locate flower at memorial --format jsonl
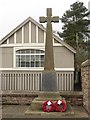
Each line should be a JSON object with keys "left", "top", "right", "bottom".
{"left": 54, "top": 100, "right": 67, "bottom": 112}
{"left": 42, "top": 100, "right": 54, "bottom": 112}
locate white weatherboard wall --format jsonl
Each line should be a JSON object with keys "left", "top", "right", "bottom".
{"left": 0, "top": 17, "right": 75, "bottom": 92}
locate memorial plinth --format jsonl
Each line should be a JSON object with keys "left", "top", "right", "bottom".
{"left": 30, "top": 92, "right": 62, "bottom": 111}
{"left": 25, "top": 92, "right": 74, "bottom": 116}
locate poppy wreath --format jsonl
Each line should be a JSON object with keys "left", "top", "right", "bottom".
{"left": 54, "top": 100, "right": 67, "bottom": 112}
{"left": 42, "top": 100, "right": 54, "bottom": 112}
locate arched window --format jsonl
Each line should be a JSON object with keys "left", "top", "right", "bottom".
{"left": 16, "top": 49, "right": 45, "bottom": 67}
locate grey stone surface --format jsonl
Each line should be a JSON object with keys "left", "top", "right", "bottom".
{"left": 40, "top": 8, "right": 59, "bottom": 71}
{"left": 81, "top": 59, "right": 90, "bottom": 115}
{"left": 42, "top": 71, "right": 57, "bottom": 91}
{"left": 39, "top": 8, "right": 59, "bottom": 91}
{"left": 1, "top": 91, "right": 83, "bottom": 106}
{"left": 2, "top": 105, "right": 89, "bottom": 118}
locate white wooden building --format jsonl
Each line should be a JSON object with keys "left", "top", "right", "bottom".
{"left": 0, "top": 17, "right": 76, "bottom": 91}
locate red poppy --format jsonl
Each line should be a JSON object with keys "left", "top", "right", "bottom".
{"left": 54, "top": 100, "right": 67, "bottom": 112}
{"left": 42, "top": 100, "right": 54, "bottom": 112}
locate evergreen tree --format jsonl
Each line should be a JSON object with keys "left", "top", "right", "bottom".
{"left": 57, "top": 1, "right": 90, "bottom": 88}
{"left": 58, "top": 1, "right": 90, "bottom": 49}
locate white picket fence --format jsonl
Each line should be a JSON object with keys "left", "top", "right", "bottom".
{"left": 0, "top": 71, "right": 74, "bottom": 91}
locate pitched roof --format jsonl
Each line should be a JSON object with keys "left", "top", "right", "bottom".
{"left": 54, "top": 35, "right": 76, "bottom": 53}
{"left": 0, "top": 17, "right": 76, "bottom": 53}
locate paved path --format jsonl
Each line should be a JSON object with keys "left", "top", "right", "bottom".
{"left": 1, "top": 105, "right": 90, "bottom": 119}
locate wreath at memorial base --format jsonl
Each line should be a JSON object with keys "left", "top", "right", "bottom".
{"left": 54, "top": 100, "right": 67, "bottom": 112}
{"left": 42, "top": 100, "right": 67, "bottom": 112}
{"left": 42, "top": 100, "right": 54, "bottom": 112}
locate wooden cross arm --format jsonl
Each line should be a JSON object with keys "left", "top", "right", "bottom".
{"left": 39, "top": 17, "right": 47, "bottom": 23}
{"left": 51, "top": 16, "right": 59, "bottom": 22}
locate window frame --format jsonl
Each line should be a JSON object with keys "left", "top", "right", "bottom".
{"left": 15, "top": 48, "right": 45, "bottom": 68}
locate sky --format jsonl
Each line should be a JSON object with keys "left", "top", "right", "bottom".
{"left": 0, "top": 0, "right": 89, "bottom": 39}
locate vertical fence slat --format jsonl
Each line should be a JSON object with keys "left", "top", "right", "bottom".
{"left": 14, "top": 74, "right": 16, "bottom": 90}
{"left": 19, "top": 74, "right": 21, "bottom": 90}
{"left": 64, "top": 74, "right": 66, "bottom": 91}
{"left": 37, "top": 73, "right": 39, "bottom": 91}
{"left": 5, "top": 74, "right": 6, "bottom": 90}
{"left": 62, "top": 73, "right": 63, "bottom": 91}
{"left": 69, "top": 73, "right": 71, "bottom": 91}
{"left": 22, "top": 74, "right": 24, "bottom": 90}
{"left": 27, "top": 74, "right": 29, "bottom": 90}
{"left": 0, "top": 74, "right": 1, "bottom": 90}
{"left": 33, "top": 73, "right": 34, "bottom": 91}
{"left": 67, "top": 73, "right": 69, "bottom": 91}
{"left": 29, "top": 74, "right": 32, "bottom": 90}
{"left": 9, "top": 74, "right": 11, "bottom": 90}
{"left": 71, "top": 73, "right": 74, "bottom": 91}
{"left": 59, "top": 73, "right": 61, "bottom": 90}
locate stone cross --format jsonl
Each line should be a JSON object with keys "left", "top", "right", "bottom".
{"left": 39, "top": 8, "right": 59, "bottom": 70}
{"left": 39, "top": 8, "right": 59, "bottom": 91}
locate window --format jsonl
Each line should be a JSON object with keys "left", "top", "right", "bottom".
{"left": 16, "top": 49, "right": 45, "bottom": 67}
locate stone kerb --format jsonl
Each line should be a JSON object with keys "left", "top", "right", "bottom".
{"left": 81, "top": 59, "right": 90, "bottom": 115}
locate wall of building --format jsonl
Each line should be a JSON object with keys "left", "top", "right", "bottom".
{"left": 54, "top": 46, "right": 74, "bottom": 68}
{"left": 81, "top": 59, "right": 90, "bottom": 114}
{"left": 0, "top": 45, "right": 74, "bottom": 69}
{"left": 0, "top": 19, "right": 75, "bottom": 69}
{"left": 24, "top": 22, "right": 29, "bottom": 43}
{"left": 0, "top": 48, "right": 2, "bottom": 68}
{"left": 9, "top": 35, "right": 14, "bottom": 44}
{"left": 2, "top": 47, "right": 13, "bottom": 68}
{"left": 1, "top": 21, "right": 45, "bottom": 45}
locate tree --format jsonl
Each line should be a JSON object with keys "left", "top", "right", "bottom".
{"left": 57, "top": 1, "right": 90, "bottom": 67}
{"left": 57, "top": 1, "right": 90, "bottom": 89}
{"left": 58, "top": 1, "right": 90, "bottom": 50}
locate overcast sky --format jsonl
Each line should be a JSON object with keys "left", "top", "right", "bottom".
{"left": 0, "top": 0, "right": 89, "bottom": 39}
